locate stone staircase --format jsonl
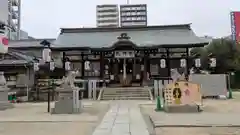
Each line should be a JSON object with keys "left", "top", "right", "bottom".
{"left": 99, "top": 87, "right": 153, "bottom": 100}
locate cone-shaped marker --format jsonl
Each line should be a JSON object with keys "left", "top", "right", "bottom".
{"left": 155, "top": 96, "right": 163, "bottom": 111}
{"left": 228, "top": 88, "right": 233, "bottom": 99}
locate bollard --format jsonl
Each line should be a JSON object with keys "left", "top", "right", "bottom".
{"left": 8, "top": 92, "right": 16, "bottom": 103}
{"left": 228, "top": 88, "right": 233, "bottom": 99}
{"left": 155, "top": 96, "right": 163, "bottom": 111}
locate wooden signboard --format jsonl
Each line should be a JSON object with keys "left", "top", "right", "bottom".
{"left": 164, "top": 81, "right": 202, "bottom": 106}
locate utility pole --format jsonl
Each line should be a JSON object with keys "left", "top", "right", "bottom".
{"left": 127, "top": 0, "right": 130, "bottom": 4}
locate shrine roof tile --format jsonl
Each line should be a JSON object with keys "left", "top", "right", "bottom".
{"left": 53, "top": 24, "right": 209, "bottom": 48}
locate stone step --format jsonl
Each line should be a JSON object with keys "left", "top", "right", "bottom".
{"left": 103, "top": 87, "right": 147, "bottom": 90}
{"left": 101, "top": 96, "right": 150, "bottom": 100}
{"left": 104, "top": 88, "right": 147, "bottom": 90}
{"left": 103, "top": 91, "right": 149, "bottom": 94}
{"left": 103, "top": 93, "right": 149, "bottom": 96}
{"left": 102, "top": 95, "right": 149, "bottom": 98}
{"left": 100, "top": 87, "right": 152, "bottom": 100}
{"left": 104, "top": 90, "right": 148, "bottom": 92}
{"left": 104, "top": 89, "right": 148, "bottom": 91}
{"left": 103, "top": 89, "right": 149, "bottom": 92}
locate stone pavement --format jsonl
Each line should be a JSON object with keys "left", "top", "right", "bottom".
{"left": 92, "top": 101, "right": 150, "bottom": 135}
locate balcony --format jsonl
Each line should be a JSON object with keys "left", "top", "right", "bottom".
{"left": 97, "top": 17, "right": 119, "bottom": 21}
{"left": 97, "top": 12, "right": 118, "bottom": 16}
{"left": 11, "top": 0, "right": 19, "bottom": 6}
{"left": 97, "top": 22, "right": 119, "bottom": 27}
{"left": 97, "top": 7, "right": 118, "bottom": 12}
{"left": 11, "top": 11, "right": 18, "bottom": 19}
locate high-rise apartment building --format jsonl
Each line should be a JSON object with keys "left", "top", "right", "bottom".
{"left": 0, "top": 0, "right": 21, "bottom": 40}
{"left": 96, "top": 5, "right": 119, "bottom": 28}
{"left": 120, "top": 4, "right": 147, "bottom": 27}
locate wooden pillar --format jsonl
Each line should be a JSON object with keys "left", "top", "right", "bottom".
{"left": 133, "top": 57, "right": 136, "bottom": 76}
{"left": 166, "top": 48, "right": 171, "bottom": 79}
{"left": 186, "top": 48, "right": 190, "bottom": 80}
{"left": 143, "top": 52, "right": 149, "bottom": 84}
{"left": 100, "top": 52, "right": 104, "bottom": 80}
{"left": 62, "top": 52, "right": 66, "bottom": 76}
{"left": 81, "top": 53, "right": 85, "bottom": 79}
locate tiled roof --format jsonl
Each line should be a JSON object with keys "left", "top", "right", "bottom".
{"left": 0, "top": 50, "right": 38, "bottom": 66}
{"left": 53, "top": 24, "right": 209, "bottom": 48}
{"left": 0, "top": 60, "right": 29, "bottom": 65}
{"left": 9, "top": 39, "right": 55, "bottom": 48}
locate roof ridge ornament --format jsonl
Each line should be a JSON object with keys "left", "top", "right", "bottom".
{"left": 117, "top": 33, "right": 130, "bottom": 40}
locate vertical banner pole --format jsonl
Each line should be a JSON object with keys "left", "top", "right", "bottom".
{"left": 73, "top": 90, "right": 76, "bottom": 113}
{"left": 154, "top": 80, "right": 158, "bottom": 98}
{"left": 76, "top": 90, "right": 80, "bottom": 112}
{"left": 158, "top": 80, "right": 163, "bottom": 99}
{"left": 93, "top": 80, "right": 97, "bottom": 100}
{"left": 88, "top": 80, "right": 92, "bottom": 99}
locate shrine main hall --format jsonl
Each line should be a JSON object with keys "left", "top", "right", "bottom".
{"left": 4, "top": 24, "right": 209, "bottom": 87}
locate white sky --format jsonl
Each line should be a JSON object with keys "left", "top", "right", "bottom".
{"left": 21, "top": 0, "right": 240, "bottom": 38}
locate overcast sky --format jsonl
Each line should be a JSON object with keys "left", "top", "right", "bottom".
{"left": 21, "top": 0, "right": 240, "bottom": 38}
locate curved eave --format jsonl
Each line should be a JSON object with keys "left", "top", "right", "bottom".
{"left": 51, "top": 42, "right": 208, "bottom": 51}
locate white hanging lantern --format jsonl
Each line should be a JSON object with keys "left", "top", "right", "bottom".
{"left": 84, "top": 61, "right": 90, "bottom": 70}
{"left": 42, "top": 48, "right": 51, "bottom": 62}
{"left": 180, "top": 58, "right": 186, "bottom": 67}
{"left": 50, "top": 61, "right": 55, "bottom": 71}
{"left": 210, "top": 58, "right": 216, "bottom": 67}
{"left": 110, "top": 75, "right": 114, "bottom": 80}
{"left": 136, "top": 74, "right": 140, "bottom": 79}
{"left": 105, "top": 70, "right": 108, "bottom": 75}
{"left": 65, "top": 61, "right": 71, "bottom": 71}
{"left": 160, "top": 59, "right": 166, "bottom": 68}
{"left": 141, "top": 65, "right": 144, "bottom": 71}
{"left": 105, "top": 65, "right": 109, "bottom": 69}
{"left": 195, "top": 58, "right": 201, "bottom": 68}
{"left": 33, "top": 62, "right": 39, "bottom": 71}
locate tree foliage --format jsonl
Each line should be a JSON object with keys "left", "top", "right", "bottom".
{"left": 190, "top": 38, "right": 240, "bottom": 73}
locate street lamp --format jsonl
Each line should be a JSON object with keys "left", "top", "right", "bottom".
{"left": 33, "top": 58, "right": 40, "bottom": 101}
{"left": 40, "top": 40, "right": 55, "bottom": 112}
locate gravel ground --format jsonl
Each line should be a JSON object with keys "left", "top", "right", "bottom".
{"left": 155, "top": 127, "right": 240, "bottom": 135}
{"left": 140, "top": 93, "right": 240, "bottom": 135}
{"left": 0, "top": 100, "right": 110, "bottom": 135}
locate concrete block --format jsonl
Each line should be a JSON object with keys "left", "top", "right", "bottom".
{"left": 164, "top": 104, "right": 200, "bottom": 113}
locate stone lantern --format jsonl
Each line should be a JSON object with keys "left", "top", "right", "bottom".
{"left": 0, "top": 72, "right": 13, "bottom": 110}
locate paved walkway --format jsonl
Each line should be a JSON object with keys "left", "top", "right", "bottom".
{"left": 92, "top": 101, "right": 150, "bottom": 135}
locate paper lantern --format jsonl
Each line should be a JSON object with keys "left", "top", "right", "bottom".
{"left": 180, "top": 59, "right": 186, "bottom": 67}
{"left": 65, "top": 61, "right": 71, "bottom": 71}
{"left": 84, "top": 61, "right": 90, "bottom": 70}
{"left": 33, "top": 62, "right": 39, "bottom": 71}
{"left": 42, "top": 48, "right": 51, "bottom": 62}
{"left": 195, "top": 58, "right": 201, "bottom": 68}
{"left": 160, "top": 59, "right": 166, "bottom": 68}
{"left": 50, "top": 61, "right": 55, "bottom": 71}
{"left": 210, "top": 58, "right": 216, "bottom": 67}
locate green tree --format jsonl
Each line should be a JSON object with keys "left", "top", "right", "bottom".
{"left": 191, "top": 38, "right": 240, "bottom": 73}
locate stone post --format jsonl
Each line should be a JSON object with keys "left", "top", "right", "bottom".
{"left": 0, "top": 72, "right": 14, "bottom": 110}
